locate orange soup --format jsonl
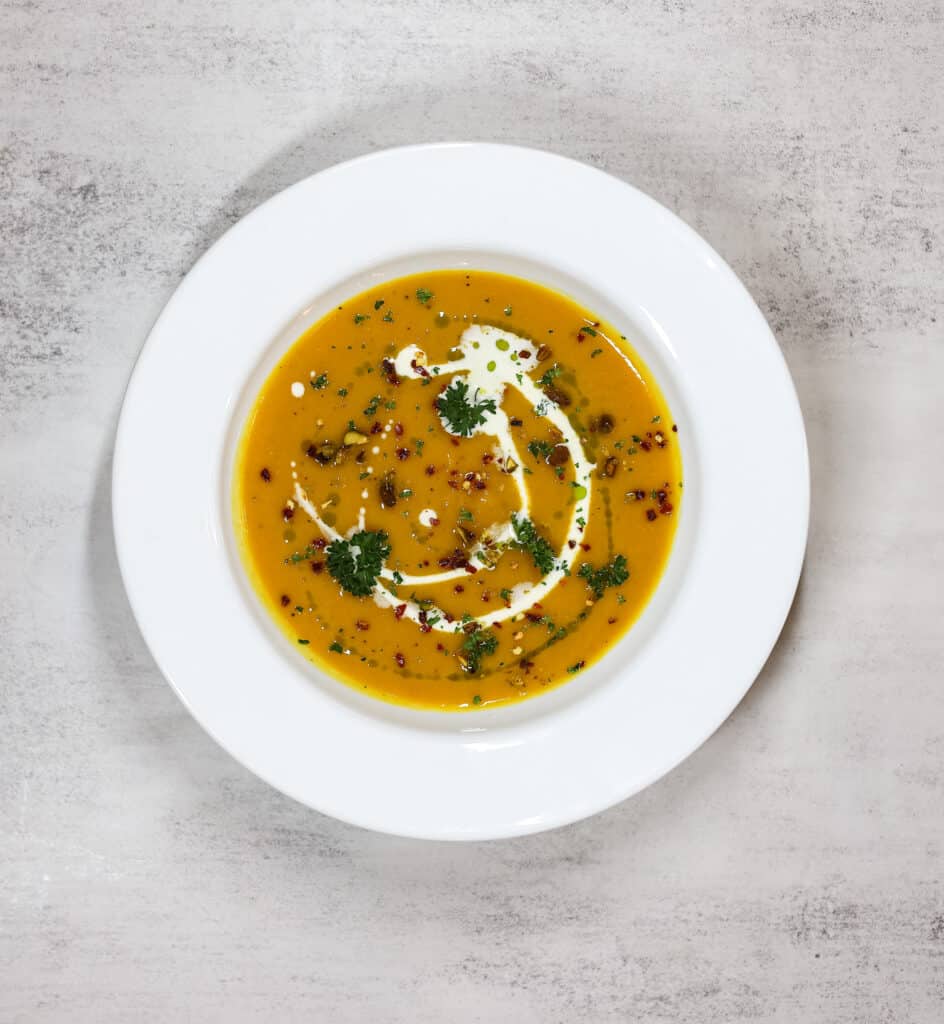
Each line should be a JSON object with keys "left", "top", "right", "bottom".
{"left": 234, "top": 270, "right": 681, "bottom": 710}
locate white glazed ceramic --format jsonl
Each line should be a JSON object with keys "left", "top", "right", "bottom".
{"left": 113, "top": 143, "right": 809, "bottom": 840}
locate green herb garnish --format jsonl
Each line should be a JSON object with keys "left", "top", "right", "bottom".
{"left": 436, "top": 378, "right": 497, "bottom": 437}
{"left": 416, "top": 287, "right": 434, "bottom": 304}
{"left": 373, "top": 299, "right": 385, "bottom": 310}
{"left": 310, "top": 373, "right": 328, "bottom": 389}
{"left": 458, "top": 508, "right": 473, "bottom": 522}
{"left": 363, "top": 395, "right": 382, "bottom": 417}
{"left": 337, "top": 387, "right": 348, "bottom": 397}
{"left": 510, "top": 514, "right": 556, "bottom": 575}
{"left": 537, "top": 364, "right": 563, "bottom": 388}
{"left": 460, "top": 629, "right": 499, "bottom": 674}
{"left": 578, "top": 554, "right": 629, "bottom": 599}
{"left": 353, "top": 313, "right": 369, "bottom": 325}
{"left": 590, "top": 348, "right": 603, "bottom": 358}
{"left": 326, "top": 530, "right": 391, "bottom": 597}
{"left": 527, "top": 439, "right": 553, "bottom": 460}
{"left": 328, "top": 640, "right": 343, "bottom": 653}
{"left": 580, "top": 325, "right": 598, "bottom": 336}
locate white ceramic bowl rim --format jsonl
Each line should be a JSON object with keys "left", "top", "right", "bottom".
{"left": 113, "top": 142, "right": 808, "bottom": 840}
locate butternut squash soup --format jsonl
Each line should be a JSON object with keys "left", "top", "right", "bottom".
{"left": 233, "top": 271, "right": 681, "bottom": 710}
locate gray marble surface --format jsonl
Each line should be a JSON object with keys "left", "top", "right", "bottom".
{"left": 2, "top": 1, "right": 942, "bottom": 1020}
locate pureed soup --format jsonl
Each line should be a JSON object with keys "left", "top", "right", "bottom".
{"left": 234, "top": 271, "right": 681, "bottom": 710}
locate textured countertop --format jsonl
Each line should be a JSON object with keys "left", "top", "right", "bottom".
{"left": 3, "top": 1, "right": 942, "bottom": 1020}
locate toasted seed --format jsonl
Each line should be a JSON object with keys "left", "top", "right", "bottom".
{"left": 379, "top": 471, "right": 397, "bottom": 508}
{"left": 547, "top": 444, "right": 570, "bottom": 467}
{"left": 343, "top": 430, "right": 368, "bottom": 445}
{"left": 595, "top": 413, "right": 615, "bottom": 434}
{"left": 502, "top": 456, "right": 519, "bottom": 473}
{"left": 536, "top": 344, "right": 552, "bottom": 362}
{"left": 543, "top": 385, "right": 571, "bottom": 408}
{"left": 602, "top": 456, "right": 619, "bottom": 478}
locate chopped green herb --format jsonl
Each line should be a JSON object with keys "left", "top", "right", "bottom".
{"left": 326, "top": 530, "right": 391, "bottom": 597}
{"left": 392, "top": 570, "right": 404, "bottom": 585}
{"left": 384, "top": 399, "right": 397, "bottom": 410}
{"left": 631, "top": 434, "right": 641, "bottom": 443}
{"left": 373, "top": 299, "right": 385, "bottom": 310}
{"left": 297, "top": 638, "right": 310, "bottom": 645}
{"left": 472, "top": 694, "right": 483, "bottom": 705}
{"left": 436, "top": 378, "right": 497, "bottom": 436}
{"left": 566, "top": 660, "right": 586, "bottom": 674}
{"left": 499, "top": 588, "right": 512, "bottom": 602}
{"left": 580, "top": 325, "right": 598, "bottom": 336}
{"left": 495, "top": 338, "right": 510, "bottom": 351}
{"left": 459, "top": 507, "right": 473, "bottom": 521}
{"left": 534, "top": 399, "right": 549, "bottom": 417}
{"left": 652, "top": 415, "right": 661, "bottom": 423}
{"left": 616, "top": 593, "right": 627, "bottom": 605}
{"left": 414, "top": 438, "right": 425, "bottom": 455}
{"left": 590, "top": 348, "right": 603, "bottom": 358}
{"left": 578, "top": 554, "right": 630, "bottom": 599}
{"left": 383, "top": 309, "right": 394, "bottom": 322}
{"left": 614, "top": 440, "right": 624, "bottom": 449}
{"left": 353, "top": 313, "right": 369, "bottom": 324}
{"left": 310, "top": 373, "right": 329, "bottom": 389}
{"left": 416, "top": 287, "right": 434, "bottom": 304}
{"left": 459, "top": 629, "right": 499, "bottom": 674}
{"left": 510, "top": 514, "right": 556, "bottom": 575}
{"left": 537, "top": 363, "right": 563, "bottom": 388}
{"left": 527, "top": 439, "right": 553, "bottom": 460}
{"left": 328, "top": 640, "right": 343, "bottom": 653}
{"left": 294, "top": 605, "right": 304, "bottom": 612}
{"left": 576, "top": 516, "right": 586, "bottom": 529}
{"left": 399, "top": 489, "right": 413, "bottom": 499}
{"left": 363, "top": 395, "right": 382, "bottom": 417}
{"left": 337, "top": 387, "right": 348, "bottom": 397}
{"left": 358, "top": 471, "right": 370, "bottom": 480}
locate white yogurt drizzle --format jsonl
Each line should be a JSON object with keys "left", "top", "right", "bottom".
{"left": 293, "top": 324, "right": 594, "bottom": 635}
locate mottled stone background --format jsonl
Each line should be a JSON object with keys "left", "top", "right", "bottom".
{"left": 2, "top": 1, "right": 942, "bottom": 1020}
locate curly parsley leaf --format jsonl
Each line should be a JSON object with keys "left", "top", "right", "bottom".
{"left": 577, "top": 554, "right": 629, "bottom": 599}
{"left": 436, "top": 378, "right": 497, "bottom": 437}
{"left": 326, "top": 530, "right": 391, "bottom": 597}
{"left": 459, "top": 628, "right": 499, "bottom": 674}
{"left": 510, "top": 514, "right": 556, "bottom": 575}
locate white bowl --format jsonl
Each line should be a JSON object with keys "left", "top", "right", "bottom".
{"left": 113, "top": 143, "right": 808, "bottom": 840}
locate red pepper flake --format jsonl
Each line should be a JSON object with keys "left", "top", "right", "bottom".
{"left": 659, "top": 501, "right": 674, "bottom": 515}
{"left": 370, "top": 421, "right": 382, "bottom": 434}
{"left": 410, "top": 359, "right": 430, "bottom": 378}
{"left": 646, "top": 509, "right": 657, "bottom": 522}
{"left": 580, "top": 543, "right": 591, "bottom": 551}
{"left": 429, "top": 516, "right": 440, "bottom": 526}
{"left": 520, "top": 659, "right": 535, "bottom": 671}
{"left": 355, "top": 619, "right": 370, "bottom": 631}
{"left": 394, "top": 604, "right": 407, "bottom": 620}
{"left": 567, "top": 539, "right": 576, "bottom": 549}
{"left": 282, "top": 506, "right": 294, "bottom": 521}
{"left": 444, "top": 612, "right": 455, "bottom": 623}
{"left": 436, "top": 643, "right": 445, "bottom": 652}
{"left": 312, "top": 538, "right": 327, "bottom": 550}
{"left": 482, "top": 453, "right": 495, "bottom": 464}
{"left": 425, "top": 465, "right": 436, "bottom": 475}
{"left": 524, "top": 612, "right": 543, "bottom": 623}
{"left": 394, "top": 652, "right": 406, "bottom": 667}
{"left": 310, "top": 560, "right": 324, "bottom": 573}
{"left": 394, "top": 422, "right": 404, "bottom": 436}
{"left": 418, "top": 610, "right": 431, "bottom": 633}
{"left": 639, "top": 440, "right": 652, "bottom": 451}
{"left": 577, "top": 332, "right": 585, "bottom": 342}
{"left": 280, "top": 594, "right": 290, "bottom": 607}
{"left": 672, "top": 424, "right": 678, "bottom": 432}
{"left": 450, "top": 437, "right": 460, "bottom": 447}
{"left": 509, "top": 416, "right": 523, "bottom": 426}
{"left": 355, "top": 450, "right": 366, "bottom": 464}
{"left": 481, "top": 590, "right": 491, "bottom": 603}
{"left": 260, "top": 467, "right": 271, "bottom": 482}
{"left": 395, "top": 447, "right": 410, "bottom": 460}
{"left": 454, "top": 584, "right": 465, "bottom": 593}
{"left": 381, "top": 358, "right": 400, "bottom": 385}
{"left": 608, "top": 617, "right": 617, "bottom": 625}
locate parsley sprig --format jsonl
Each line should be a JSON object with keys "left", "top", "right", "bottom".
{"left": 326, "top": 530, "right": 391, "bottom": 597}
{"left": 436, "top": 378, "right": 497, "bottom": 437}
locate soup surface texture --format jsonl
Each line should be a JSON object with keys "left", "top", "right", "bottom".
{"left": 234, "top": 271, "right": 681, "bottom": 710}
